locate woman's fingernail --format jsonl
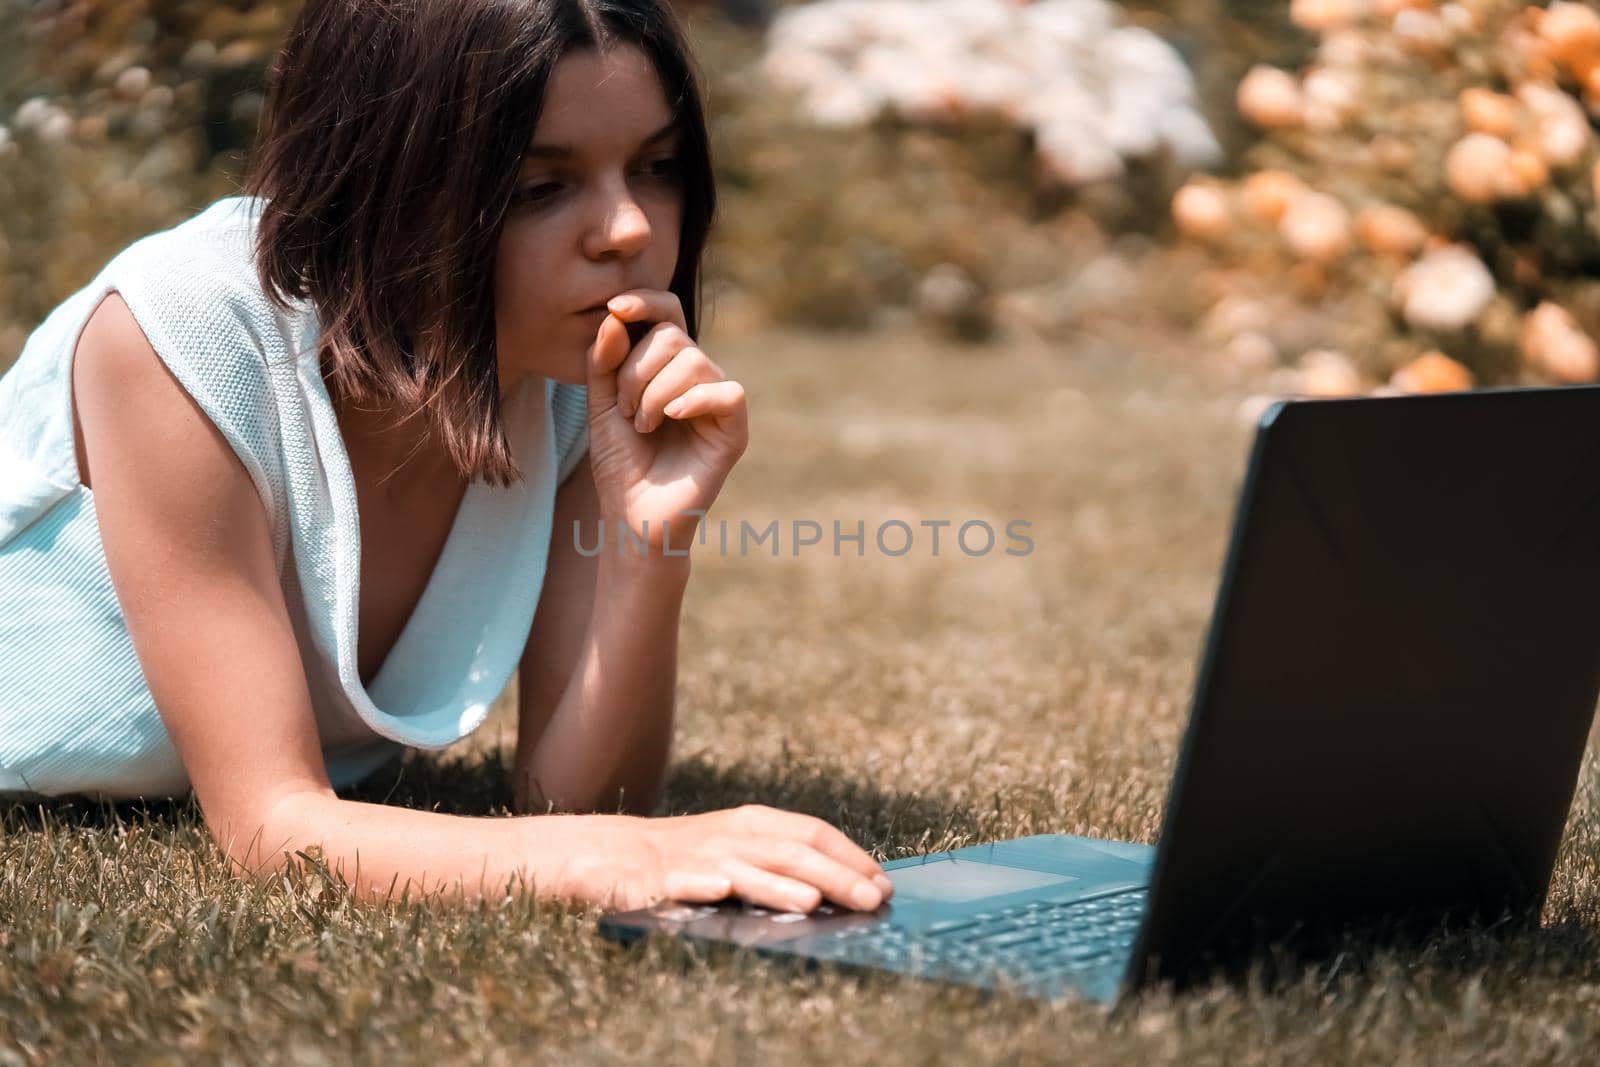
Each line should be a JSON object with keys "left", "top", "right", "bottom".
{"left": 873, "top": 874, "right": 893, "bottom": 895}
{"left": 635, "top": 410, "right": 648, "bottom": 433}
{"left": 607, "top": 296, "right": 633, "bottom": 314}
{"left": 851, "top": 882, "right": 882, "bottom": 910}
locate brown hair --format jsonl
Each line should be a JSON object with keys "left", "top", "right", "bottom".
{"left": 243, "top": 0, "right": 717, "bottom": 487}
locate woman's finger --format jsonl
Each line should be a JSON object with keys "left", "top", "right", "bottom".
{"left": 614, "top": 322, "right": 688, "bottom": 421}
{"left": 768, "top": 812, "right": 892, "bottom": 896}
{"left": 661, "top": 869, "right": 734, "bottom": 903}
{"left": 585, "top": 311, "right": 634, "bottom": 418}
{"left": 635, "top": 347, "right": 724, "bottom": 434}
{"left": 606, "top": 288, "right": 688, "bottom": 335}
{"left": 742, "top": 837, "right": 885, "bottom": 912}
{"left": 661, "top": 380, "right": 748, "bottom": 440}
{"left": 716, "top": 856, "right": 824, "bottom": 913}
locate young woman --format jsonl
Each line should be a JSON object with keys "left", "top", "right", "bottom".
{"left": 0, "top": 0, "right": 893, "bottom": 917}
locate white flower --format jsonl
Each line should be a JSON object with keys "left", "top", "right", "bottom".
{"left": 760, "top": 0, "right": 1216, "bottom": 186}
{"left": 1237, "top": 65, "right": 1303, "bottom": 128}
{"left": 1517, "top": 83, "right": 1591, "bottom": 169}
{"left": 1279, "top": 190, "right": 1352, "bottom": 262}
{"left": 13, "top": 97, "right": 50, "bottom": 132}
{"left": 1035, "top": 118, "right": 1125, "bottom": 184}
{"left": 1394, "top": 245, "right": 1496, "bottom": 332}
{"left": 1521, "top": 301, "right": 1600, "bottom": 383}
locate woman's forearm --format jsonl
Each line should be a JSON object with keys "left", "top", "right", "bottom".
{"left": 516, "top": 554, "right": 690, "bottom": 815}
{"left": 234, "top": 790, "right": 623, "bottom": 906}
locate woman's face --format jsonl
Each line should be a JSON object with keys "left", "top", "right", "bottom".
{"left": 494, "top": 44, "right": 685, "bottom": 393}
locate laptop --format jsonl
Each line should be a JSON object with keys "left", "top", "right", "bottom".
{"left": 598, "top": 385, "right": 1600, "bottom": 1004}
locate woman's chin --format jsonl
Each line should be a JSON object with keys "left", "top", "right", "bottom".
{"left": 501, "top": 361, "right": 589, "bottom": 391}
{"left": 552, "top": 359, "right": 590, "bottom": 387}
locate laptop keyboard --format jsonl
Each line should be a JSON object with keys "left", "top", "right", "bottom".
{"left": 810, "top": 884, "right": 1148, "bottom": 989}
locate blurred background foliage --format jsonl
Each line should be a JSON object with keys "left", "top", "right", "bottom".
{"left": 2, "top": 0, "right": 1598, "bottom": 406}
{"left": 0, "top": 0, "right": 1311, "bottom": 362}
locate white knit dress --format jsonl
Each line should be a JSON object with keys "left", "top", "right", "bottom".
{"left": 0, "top": 196, "right": 590, "bottom": 801}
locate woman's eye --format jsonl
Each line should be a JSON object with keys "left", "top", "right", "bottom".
{"left": 515, "top": 156, "right": 681, "bottom": 208}
{"left": 515, "top": 181, "right": 563, "bottom": 205}
{"left": 643, "top": 154, "right": 682, "bottom": 179}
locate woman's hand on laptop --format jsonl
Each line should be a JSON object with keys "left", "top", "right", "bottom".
{"left": 578, "top": 805, "right": 895, "bottom": 914}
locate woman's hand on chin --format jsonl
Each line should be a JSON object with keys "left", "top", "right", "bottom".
{"left": 583, "top": 287, "right": 748, "bottom": 560}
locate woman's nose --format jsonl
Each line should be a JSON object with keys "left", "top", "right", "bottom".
{"left": 587, "top": 187, "right": 651, "bottom": 259}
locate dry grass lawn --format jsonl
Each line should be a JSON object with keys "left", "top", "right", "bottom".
{"left": 3, "top": 320, "right": 1599, "bottom": 1064}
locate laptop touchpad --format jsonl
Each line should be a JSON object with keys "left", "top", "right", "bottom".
{"left": 889, "top": 857, "right": 1078, "bottom": 903}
